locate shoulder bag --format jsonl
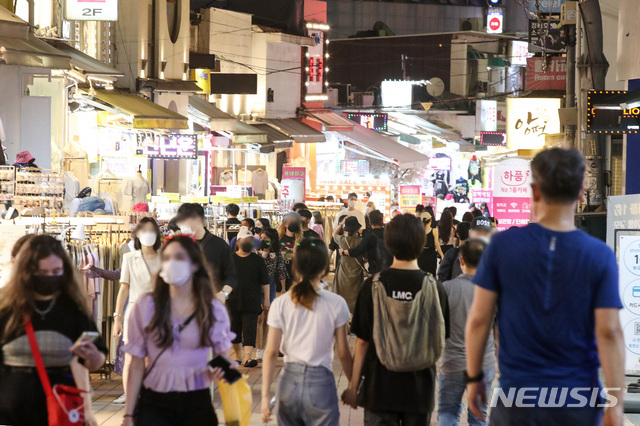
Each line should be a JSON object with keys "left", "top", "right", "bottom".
{"left": 24, "top": 316, "right": 87, "bottom": 426}
{"left": 345, "top": 237, "right": 372, "bottom": 279}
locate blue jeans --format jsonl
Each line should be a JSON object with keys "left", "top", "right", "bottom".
{"left": 438, "top": 368, "right": 495, "bottom": 426}
{"left": 260, "top": 276, "right": 277, "bottom": 304}
{"left": 276, "top": 363, "right": 339, "bottom": 426}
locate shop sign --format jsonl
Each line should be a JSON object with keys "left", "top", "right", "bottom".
{"left": 487, "top": 7, "right": 503, "bottom": 34}
{"left": 398, "top": 186, "right": 421, "bottom": 212}
{"left": 510, "top": 41, "right": 531, "bottom": 67}
{"left": 493, "top": 158, "right": 532, "bottom": 231}
{"left": 282, "top": 167, "right": 306, "bottom": 182}
{"left": 65, "top": 0, "right": 118, "bottom": 21}
{"left": 423, "top": 196, "right": 437, "bottom": 209}
{"left": 242, "top": 196, "right": 258, "bottom": 203}
{"left": 305, "top": 25, "right": 326, "bottom": 97}
{"left": 282, "top": 167, "right": 306, "bottom": 202}
{"left": 480, "top": 132, "right": 506, "bottom": 146}
{"left": 340, "top": 160, "right": 370, "bottom": 177}
{"left": 616, "top": 235, "right": 640, "bottom": 372}
{"left": 381, "top": 81, "right": 413, "bottom": 108}
{"left": 345, "top": 113, "right": 388, "bottom": 131}
{"left": 526, "top": 57, "right": 567, "bottom": 91}
{"left": 101, "top": 155, "right": 129, "bottom": 176}
{"left": 190, "top": 69, "right": 211, "bottom": 94}
{"left": 506, "top": 98, "right": 561, "bottom": 149}
{"left": 317, "top": 177, "right": 390, "bottom": 188}
{"left": 471, "top": 189, "right": 493, "bottom": 206}
{"left": 529, "top": 0, "right": 567, "bottom": 13}
{"left": 529, "top": 20, "right": 565, "bottom": 52}
{"left": 476, "top": 100, "right": 497, "bottom": 132}
{"left": 587, "top": 91, "right": 640, "bottom": 134}
{"left": 141, "top": 134, "right": 197, "bottom": 160}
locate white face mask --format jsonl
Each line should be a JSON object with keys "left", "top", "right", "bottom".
{"left": 159, "top": 259, "right": 194, "bottom": 286}
{"left": 365, "top": 207, "right": 372, "bottom": 214}
{"left": 348, "top": 200, "right": 357, "bottom": 208}
{"left": 178, "top": 224, "right": 194, "bottom": 235}
{"left": 138, "top": 232, "right": 157, "bottom": 247}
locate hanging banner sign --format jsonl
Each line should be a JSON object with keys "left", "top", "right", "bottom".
{"left": 492, "top": 158, "right": 532, "bottom": 231}
{"left": 398, "top": 186, "right": 421, "bottom": 212}
{"left": 526, "top": 57, "right": 567, "bottom": 91}
{"left": 528, "top": 20, "right": 565, "bottom": 52}
{"left": 65, "top": 0, "right": 118, "bottom": 21}
{"left": 471, "top": 189, "right": 493, "bottom": 207}
{"left": 282, "top": 167, "right": 306, "bottom": 182}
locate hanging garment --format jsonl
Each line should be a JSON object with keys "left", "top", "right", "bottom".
{"left": 237, "top": 169, "right": 251, "bottom": 186}
{"left": 219, "top": 171, "right": 234, "bottom": 186}
{"left": 468, "top": 158, "right": 482, "bottom": 186}
{"left": 252, "top": 170, "right": 269, "bottom": 195}
{"left": 433, "top": 171, "right": 449, "bottom": 198}
{"left": 453, "top": 178, "right": 470, "bottom": 203}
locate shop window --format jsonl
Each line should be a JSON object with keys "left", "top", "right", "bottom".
{"left": 167, "top": 0, "right": 182, "bottom": 44}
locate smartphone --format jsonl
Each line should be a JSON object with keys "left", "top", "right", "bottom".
{"left": 71, "top": 331, "right": 100, "bottom": 351}
{"left": 208, "top": 356, "right": 242, "bottom": 384}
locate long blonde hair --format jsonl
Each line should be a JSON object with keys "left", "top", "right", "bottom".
{"left": 0, "top": 235, "right": 90, "bottom": 342}
{"left": 277, "top": 221, "right": 303, "bottom": 246}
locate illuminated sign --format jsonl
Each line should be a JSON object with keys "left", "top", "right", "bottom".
{"left": 141, "top": 134, "right": 197, "bottom": 159}
{"left": 506, "top": 98, "right": 561, "bottom": 149}
{"left": 346, "top": 113, "right": 388, "bottom": 131}
{"left": 65, "top": 0, "right": 118, "bottom": 21}
{"left": 340, "top": 160, "right": 370, "bottom": 177}
{"left": 487, "top": 7, "right": 503, "bottom": 34}
{"left": 305, "top": 26, "right": 327, "bottom": 98}
{"left": 587, "top": 91, "right": 640, "bottom": 134}
{"left": 381, "top": 80, "right": 413, "bottom": 108}
{"left": 480, "top": 132, "right": 507, "bottom": 146}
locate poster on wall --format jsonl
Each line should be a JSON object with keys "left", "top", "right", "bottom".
{"left": 398, "top": 186, "right": 421, "bottom": 212}
{"left": 526, "top": 57, "right": 567, "bottom": 91}
{"left": 506, "top": 98, "right": 561, "bottom": 150}
{"left": 492, "top": 158, "right": 532, "bottom": 231}
{"left": 617, "top": 235, "right": 640, "bottom": 372}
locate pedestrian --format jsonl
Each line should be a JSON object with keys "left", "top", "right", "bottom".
{"left": 480, "top": 202, "right": 491, "bottom": 218}
{"left": 299, "top": 209, "right": 320, "bottom": 239}
{"left": 311, "top": 211, "right": 325, "bottom": 240}
{"left": 438, "top": 239, "right": 494, "bottom": 426}
{"left": 448, "top": 206, "right": 460, "bottom": 225}
{"left": 341, "top": 210, "right": 391, "bottom": 275}
{"left": 425, "top": 205, "right": 437, "bottom": 228}
{"left": 256, "top": 218, "right": 271, "bottom": 232}
{"left": 255, "top": 228, "right": 287, "bottom": 361}
{"left": 122, "top": 236, "right": 234, "bottom": 426}
{"left": 462, "top": 211, "right": 474, "bottom": 223}
{"left": 292, "top": 202, "right": 308, "bottom": 213}
{"left": 261, "top": 238, "right": 353, "bottom": 425}
{"left": 228, "top": 218, "right": 258, "bottom": 250}
{"left": 415, "top": 204, "right": 425, "bottom": 216}
{"left": 343, "top": 214, "right": 449, "bottom": 425}
{"left": 333, "top": 216, "right": 365, "bottom": 313}
{"left": 230, "top": 229, "right": 270, "bottom": 368}
{"left": 469, "top": 216, "right": 493, "bottom": 244}
{"left": 465, "top": 148, "right": 624, "bottom": 425}
{"left": 437, "top": 222, "right": 470, "bottom": 282}
{"left": 225, "top": 203, "right": 242, "bottom": 242}
{"left": 418, "top": 211, "right": 442, "bottom": 276}
{"left": 0, "top": 235, "right": 107, "bottom": 426}
{"left": 437, "top": 210, "right": 456, "bottom": 257}
{"left": 365, "top": 201, "right": 376, "bottom": 216}
{"left": 112, "top": 217, "right": 163, "bottom": 404}
{"left": 334, "top": 192, "right": 366, "bottom": 229}
{"left": 176, "top": 203, "right": 237, "bottom": 302}
{"left": 278, "top": 211, "right": 303, "bottom": 291}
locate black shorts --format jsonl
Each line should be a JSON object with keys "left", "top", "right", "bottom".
{"left": 230, "top": 311, "right": 260, "bottom": 347}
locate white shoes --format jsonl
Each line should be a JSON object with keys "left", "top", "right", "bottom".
{"left": 113, "top": 394, "right": 126, "bottom": 404}
{"left": 256, "top": 349, "right": 264, "bottom": 361}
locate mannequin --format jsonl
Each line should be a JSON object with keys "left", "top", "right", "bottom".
{"left": 123, "top": 166, "right": 151, "bottom": 210}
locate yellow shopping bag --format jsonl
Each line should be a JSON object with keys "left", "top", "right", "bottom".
{"left": 218, "top": 376, "right": 252, "bottom": 426}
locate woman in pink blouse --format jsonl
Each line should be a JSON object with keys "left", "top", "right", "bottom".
{"left": 122, "top": 236, "right": 235, "bottom": 426}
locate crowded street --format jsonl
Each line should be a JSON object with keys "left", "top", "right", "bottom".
{"left": 0, "top": 0, "right": 638, "bottom": 425}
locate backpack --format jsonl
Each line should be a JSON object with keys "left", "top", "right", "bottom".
{"left": 371, "top": 273, "right": 445, "bottom": 372}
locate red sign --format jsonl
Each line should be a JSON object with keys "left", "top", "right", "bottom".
{"left": 423, "top": 196, "right": 437, "bottom": 209}
{"left": 526, "top": 57, "right": 567, "bottom": 91}
{"left": 282, "top": 167, "right": 306, "bottom": 181}
{"left": 493, "top": 158, "right": 532, "bottom": 231}
{"left": 493, "top": 197, "right": 533, "bottom": 230}
{"left": 489, "top": 18, "right": 501, "bottom": 31}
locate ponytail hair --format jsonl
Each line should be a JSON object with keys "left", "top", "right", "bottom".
{"left": 290, "top": 238, "right": 329, "bottom": 310}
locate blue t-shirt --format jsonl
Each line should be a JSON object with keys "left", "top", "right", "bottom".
{"left": 474, "top": 223, "right": 621, "bottom": 406}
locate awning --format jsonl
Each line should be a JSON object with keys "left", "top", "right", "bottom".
{"left": 231, "top": 121, "right": 267, "bottom": 144}
{"left": 188, "top": 96, "right": 236, "bottom": 131}
{"left": 250, "top": 123, "right": 293, "bottom": 153}
{"left": 340, "top": 123, "right": 430, "bottom": 169}
{"left": 47, "top": 41, "right": 123, "bottom": 78}
{"left": 388, "top": 112, "right": 462, "bottom": 142}
{"left": 92, "top": 90, "right": 189, "bottom": 129}
{"left": 264, "top": 118, "right": 326, "bottom": 143}
{"left": 305, "top": 109, "right": 354, "bottom": 132}
{"left": 399, "top": 133, "right": 421, "bottom": 145}
{"left": 141, "top": 79, "right": 202, "bottom": 93}
{"left": 0, "top": 33, "right": 70, "bottom": 69}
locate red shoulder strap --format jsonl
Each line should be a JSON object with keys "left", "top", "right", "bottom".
{"left": 23, "top": 316, "right": 53, "bottom": 396}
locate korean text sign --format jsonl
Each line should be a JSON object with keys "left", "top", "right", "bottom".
{"left": 398, "top": 186, "right": 421, "bottom": 212}
{"left": 281, "top": 167, "right": 306, "bottom": 202}
{"left": 492, "top": 158, "right": 532, "bottom": 231}
{"left": 142, "top": 134, "right": 197, "bottom": 160}
{"left": 507, "top": 98, "right": 561, "bottom": 149}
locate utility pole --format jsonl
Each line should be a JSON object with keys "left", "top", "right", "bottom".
{"left": 565, "top": 24, "right": 576, "bottom": 147}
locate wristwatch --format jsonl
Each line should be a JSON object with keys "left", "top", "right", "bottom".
{"left": 222, "top": 291, "right": 230, "bottom": 300}
{"left": 464, "top": 370, "right": 484, "bottom": 384}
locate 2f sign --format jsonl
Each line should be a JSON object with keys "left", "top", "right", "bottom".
{"left": 65, "top": 0, "right": 118, "bottom": 21}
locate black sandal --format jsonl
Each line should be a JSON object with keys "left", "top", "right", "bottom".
{"left": 244, "top": 359, "right": 258, "bottom": 368}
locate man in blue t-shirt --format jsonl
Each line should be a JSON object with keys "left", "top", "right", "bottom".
{"left": 465, "top": 148, "right": 624, "bottom": 426}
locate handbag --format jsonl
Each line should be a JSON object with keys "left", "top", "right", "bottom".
{"left": 344, "top": 237, "right": 372, "bottom": 279}
{"left": 218, "top": 376, "right": 252, "bottom": 426}
{"left": 24, "top": 316, "right": 88, "bottom": 426}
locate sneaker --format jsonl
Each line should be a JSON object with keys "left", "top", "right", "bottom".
{"left": 256, "top": 349, "right": 264, "bottom": 361}
{"left": 113, "top": 394, "right": 126, "bottom": 404}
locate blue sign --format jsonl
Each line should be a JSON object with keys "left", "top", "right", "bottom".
{"left": 529, "top": 0, "right": 567, "bottom": 13}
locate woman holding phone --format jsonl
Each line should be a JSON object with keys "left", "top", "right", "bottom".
{"left": 123, "top": 235, "right": 234, "bottom": 426}
{"left": 0, "top": 235, "right": 107, "bottom": 426}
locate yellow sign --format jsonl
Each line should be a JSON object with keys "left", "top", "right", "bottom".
{"left": 164, "top": 193, "right": 180, "bottom": 201}
{"left": 193, "top": 197, "right": 210, "bottom": 204}
{"left": 242, "top": 196, "right": 258, "bottom": 203}
{"left": 190, "top": 69, "right": 211, "bottom": 94}
{"left": 506, "top": 98, "right": 561, "bottom": 150}
{"left": 210, "top": 196, "right": 225, "bottom": 204}
{"left": 224, "top": 197, "right": 243, "bottom": 204}
{"left": 421, "top": 102, "right": 433, "bottom": 112}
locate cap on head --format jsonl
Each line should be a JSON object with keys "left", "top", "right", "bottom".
{"left": 471, "top": 216, "right": 492, "bottom": 232}
{"left": 344, "top": 216, "right": 361, "bottom": 233}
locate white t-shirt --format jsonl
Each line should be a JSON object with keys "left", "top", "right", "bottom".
{"left": 268, "top": 289, "right": 350, "bottom": 371}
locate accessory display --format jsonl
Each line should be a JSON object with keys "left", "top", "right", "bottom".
{"left": 24, "top": 317, "right": 87, "bottom": 425}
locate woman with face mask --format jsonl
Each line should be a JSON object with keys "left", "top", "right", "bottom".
{"left": 230, "top": 229, "right": 270, "bottom": 368}
{"left": 122, "top": 236, "right": 234, "bottom": 426}
{"left": 255, "top": 228, "right": 287, "bottom": 361}
{"left": 277, "top": 212, "right": 303, "bottom": 292}
{"left": 0, "top": 235, "right": 107, "bottom": 426}
{"left": 112, "top": 217, "right": 163, "bottom": 405}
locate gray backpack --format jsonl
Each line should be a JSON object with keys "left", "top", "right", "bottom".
{"left": 371, "top": 273, "right": 445, "bottom": 372}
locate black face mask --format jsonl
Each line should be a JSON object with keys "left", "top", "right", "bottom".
{"left": 33, "top": 275, "right": 64, "bottom": 296}
{"left": 288, "top": 223, "right": 301, "bottom": 233}
{"left": 260, "top": 240, "right": 271, "bottom": 250}
{"left": 240, "top": 241, "right": 254, "bottom": 253}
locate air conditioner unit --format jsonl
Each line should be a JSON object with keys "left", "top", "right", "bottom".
{"left": 351, "top": 91, "right": 375, "bottom": 107}
{"left": 460, "top": 18, "right": 483, "bottom": 32}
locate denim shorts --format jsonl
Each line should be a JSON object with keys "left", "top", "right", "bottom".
{"left": 276, "top": 363, "right": 339, "bottom": 426}
{"left": 260, "top": 276, "right": 277, "bottom": 304}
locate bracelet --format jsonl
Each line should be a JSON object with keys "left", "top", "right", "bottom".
{"left": 464, "top": 370, "right": 484, "bottom": 384}
{"left": 113, "top": 313, "right": 122, "bottom": 318}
